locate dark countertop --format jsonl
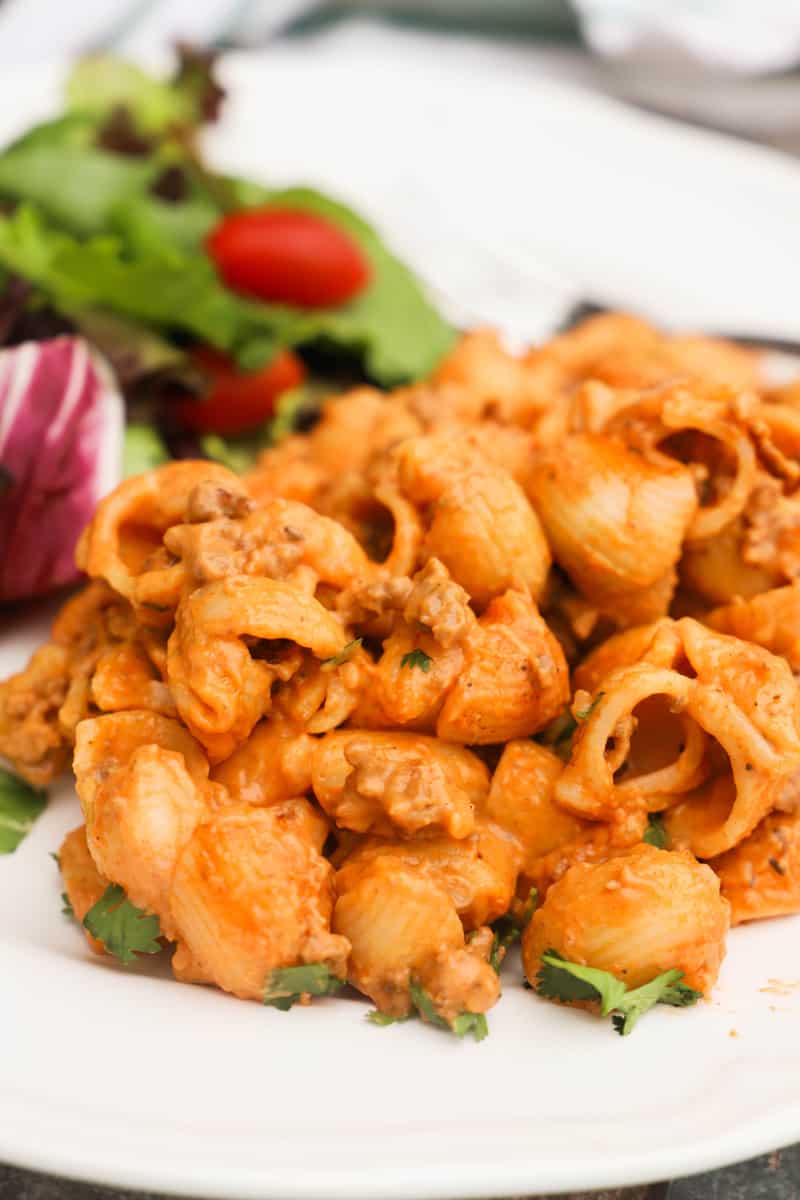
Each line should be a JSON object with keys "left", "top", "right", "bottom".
{"left": 2, "top": 1145, "right": 799, "bottom": 1200}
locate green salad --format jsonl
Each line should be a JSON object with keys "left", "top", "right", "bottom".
{"left": 0, "top": 48, "right": 454, "bottom": 473}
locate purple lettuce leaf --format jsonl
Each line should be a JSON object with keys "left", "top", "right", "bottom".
{"left": 0, "top": 336, "right": 123, "bottom": 601}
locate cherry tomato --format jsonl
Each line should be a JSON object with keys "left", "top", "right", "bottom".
{"left": 174, "top": 346, "right": 305, "bottom": 435}
{"left": 206, "top": 208, "right": 371, "bottom": 308}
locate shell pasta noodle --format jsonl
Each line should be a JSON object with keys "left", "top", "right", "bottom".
{"left": 7, "top": 310, "right": 800, "bottom": 1038}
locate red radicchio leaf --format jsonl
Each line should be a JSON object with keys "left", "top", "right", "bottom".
{"left": 0, "top": 337, "right": 123, "bottom": 602}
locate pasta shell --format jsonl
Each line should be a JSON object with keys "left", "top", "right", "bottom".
{"left": 710, "top": 811, "right": 800, "bottom": 925}
{"left": 706, "top": 583, "right": 800, "bottom": 672}
{"left": 334, "top": 859, "right": 464, "bottom": 1016}
{"left": 170, "top": 802, "right": 348, "bottom": 1002}
{"left": 528, "top": 433, "right": 696, "bottom": 613}
{"left": 522, "top": 844, "right": 729, "bottom": 995}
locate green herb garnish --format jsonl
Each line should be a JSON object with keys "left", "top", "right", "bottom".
{"left": 643, "top": 813, "right": 669, "bottom": 849}
{"left": 575, "top": 694, "right": 605, "bottom": 721}
{"left": 536, "top": 692, "right": 605, "bottom": 760}
{"left": 366, "top": 1010, "right": 411, "bottom": 1027}
{"left": 368, "top": 980, "right": 489, "bottom": 1041}
{"left": 321, "top": 638, "right": 363, "bottom": 670}
{"left": 409, "top": 979, "right": 488, "bottom": 1042}
{"left": 535, "top": 950, "right": 702, "bottom": 1036}
{"left": 263, "top": 963, "right": 345, "bottom": 1011}
{"left": 0, "top": 767, "right": 47, "bottom": 854}
{"left": 489, "top": 887, "right": 538, "bottom": 973}
{"left": 82, "top": 884, "right": 162, "bottom": 964}
{"left": 400, "top": 648, "right": 432, "bottom": 673}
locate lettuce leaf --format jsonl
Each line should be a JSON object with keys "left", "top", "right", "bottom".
{"left": 66, "top": 52, "right": 220, "bottom": 135}
{"left": 110, "top": 190, "right": 218, "bottom": 257}
{"left": 0, "top": 142, "right": 155, "bottom": 236}
{"left": 0, "top": 54, "right": 454, "bottom": 386}
{"left": 260, "top": 187, "right": 455, "bottom": 384}
{"left": 123, "top": 423, "right": 169, "bottom": 476}
{"left": 0, "top": 206, "right": 284, "bottom": 364}
{"left": 0, "top": 202, "right": 452, "bottom": 384}
{"left": 72, "top": 308, "right": 203, "bottom": 392}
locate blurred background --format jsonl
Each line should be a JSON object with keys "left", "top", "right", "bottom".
{"left": 1, "top": 0, "right": 800, "bottom": 154}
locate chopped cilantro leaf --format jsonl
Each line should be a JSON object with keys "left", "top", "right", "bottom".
{"left": 321, "top": 638, "right": 363, "bottom": 670}
{"left": 643, "top": 813, "right": 669, "bottom": 849}
{"left": 400, "top": 648, "right": 432, "bottom": 673}
{"left": 61, "top": 892, "right": 75, "bottom": 919}
{"left": 82, "top": 884, "right": 162, "bottom": 964}
{"left": 0, "top": 767, "right": 47, "bottom": 854}
{"left": 489, "top": 887, "right": 538, "bottom": 972}
{"left": 489, "top": 920, "right": 518, "bottom": 973}
{"left": 267, "top": 996, "right": 296, "bottom": 1013}
{"left": 658, "top": 980, "right": 704, "bottom": 1008}
{"left": 408, "top": 978, "right": 489, "bottom": 1042}
{"left": 366, "top": 1010, "right": 411, "bottom": 1026}
{"left": 263, "top": 962, "right": 344, "bottom": 1011}
{"left": 575, "top": 693, "right": 605, "bottom": 721}
{"left": 536, "top": 693, "right": 605, "bottom": 761}
{"left": 536, "top": 709, "right": 577, "bottom": 759}
{"left": 451, "top": 1012, "right": 489, "bottom": 1041}
{"left": 408, "top": 979, "right": 441, "bottom": 1027}
{"left": 609, "top": 970, "right": 688, "bottom": 1036}
{"left": 518, "top": 886, "right": 539, "bottom": 928}
{"left": 536, "top": 950, "right": 702, "bottom": 1036}
{"left": 537, "top": 950, "right": 627, "bottom": 1014}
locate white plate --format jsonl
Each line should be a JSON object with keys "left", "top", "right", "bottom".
{"left": 3, "top": 35, "right": 800, "bottom": 1200}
